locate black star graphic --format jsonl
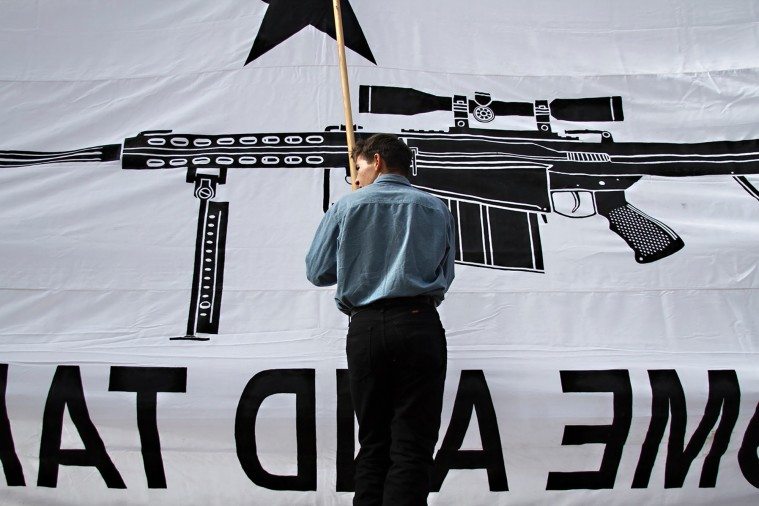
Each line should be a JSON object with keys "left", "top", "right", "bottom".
{"left": 245, "top": 0, "right": 376, "bottom": 65}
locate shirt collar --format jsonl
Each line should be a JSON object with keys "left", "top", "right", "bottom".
{"left": 375, "top": 173, "right": 411, "bottom": 185}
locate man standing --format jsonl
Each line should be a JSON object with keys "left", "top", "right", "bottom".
{"left": 306, "top": 133, "right": 455, "bottom": 505}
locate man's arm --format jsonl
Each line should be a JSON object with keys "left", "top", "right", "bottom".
{"left": 305, "top": 207, "right": 340, "bottom": 286}
{"left": 441, "top": 210, "right": 456, "bottom": 288}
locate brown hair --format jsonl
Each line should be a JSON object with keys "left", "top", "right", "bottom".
{"left": 351, "top": 133, "right": 412, "bottom": 177}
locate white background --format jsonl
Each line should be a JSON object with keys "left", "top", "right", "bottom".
{"left": 1, "top": 1, "right": 758, "bottom": 503}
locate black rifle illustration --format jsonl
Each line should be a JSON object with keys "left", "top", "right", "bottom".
{"left": 3, "top": 85, "right": 759, "bottom": 337}
{"left": 358, "top": 86, "right": 759, "bottom": 271}
{"left": 0, "top": 130, "right": 349, "bottom": 339}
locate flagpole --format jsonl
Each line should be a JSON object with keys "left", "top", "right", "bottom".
{"left": 332, "top": 0, "right": 359, "bottom": 191}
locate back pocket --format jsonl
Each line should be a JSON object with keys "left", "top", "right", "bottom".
{"left": 346, "top": 322, "right": 374, "bottom": 380}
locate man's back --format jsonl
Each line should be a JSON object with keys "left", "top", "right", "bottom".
{"left": 306, "top": 173, "right": 455, "bottom": 313}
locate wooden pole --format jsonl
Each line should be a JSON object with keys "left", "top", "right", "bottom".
{"left": 332, "top": 0, "right": 359, "bottom": 190}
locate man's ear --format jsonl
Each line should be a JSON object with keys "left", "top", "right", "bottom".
{"left": 373, "top": 153, "right": 383, "bottom": 172}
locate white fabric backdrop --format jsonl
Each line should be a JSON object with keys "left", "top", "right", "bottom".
{"left": 1, "top": 1, "right": 758, "bottom": 503}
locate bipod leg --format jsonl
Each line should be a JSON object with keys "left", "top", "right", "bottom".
{"left": 172, "top": 170, "right": 228, "bottom": 341}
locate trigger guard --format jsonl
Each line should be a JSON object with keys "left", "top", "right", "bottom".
{"left": 552, "top": 191, "right": 596, "bottom": 218}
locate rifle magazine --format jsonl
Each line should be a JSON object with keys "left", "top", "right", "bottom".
{"left": 444, "top": 198, "right": 544, "bottom": 273}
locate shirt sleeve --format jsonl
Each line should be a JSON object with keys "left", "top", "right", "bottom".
{"left": 442, "top": 208, "right": 456, "bottom": 289}
{"left": 305, "top": 206, "right": 340, "bottom": 286}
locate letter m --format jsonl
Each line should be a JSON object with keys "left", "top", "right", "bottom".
{"left": 632, "top": 370, "right": 740, "bottom": 488}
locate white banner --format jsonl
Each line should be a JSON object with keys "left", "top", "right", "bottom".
{"left": 1, "top": 1, "right": 758, "bottom": 504}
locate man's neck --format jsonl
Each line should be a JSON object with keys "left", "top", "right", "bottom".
{"left": 378, "top": 170, "right": 407, "bottom": 178}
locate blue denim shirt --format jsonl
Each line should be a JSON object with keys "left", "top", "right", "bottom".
{"left": 306, "top": 174, "right": 455, "bottom": 313}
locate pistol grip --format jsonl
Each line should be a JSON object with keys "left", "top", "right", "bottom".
{"left": 595, "top": 191, "right": 684, "bottom": 263}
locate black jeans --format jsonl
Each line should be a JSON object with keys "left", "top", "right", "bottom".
{"left": 347, "top": 301, "right": 447, "bottom": 506}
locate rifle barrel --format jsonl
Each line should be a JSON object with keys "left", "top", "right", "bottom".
{"left": 0, "top": 144, "right": 121, "bottom": 168}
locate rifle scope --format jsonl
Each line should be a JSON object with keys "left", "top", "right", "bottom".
{"left": 359, "top": 85, "right": 623, "bottom": 124}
